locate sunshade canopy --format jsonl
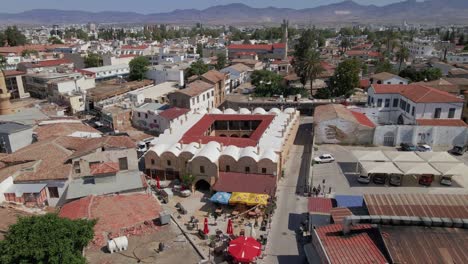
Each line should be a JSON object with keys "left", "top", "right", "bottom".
{"left": 229, "top": 192, "right": 269, "bottom": 206}
{"left": 416, "top": 152, "right": 461, "bottom": 163}
{"left": 395, "top": 162, "right": 441, "bottom": 175}
{"left": 383, "top": 151, "right": 424, "bottom": 162}
{"left": 210, "top": 192, "right": 232, "bottom": 205}
{"left": 228, "top": 236, "right": 262, "bottom": 263}
{"left": 430, "top": 162, "right": 468, "bottom": 176}
{"left": 360, "top": 162, "right": 403, "bottom": 175}
{"left": 352, "top": 150, "right": 389, "bottom": 162}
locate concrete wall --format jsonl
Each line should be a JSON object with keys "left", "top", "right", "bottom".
{"left": 315, "top": 119, "right": 374, "bottom": 145}
{"left": 45, "top": 180, "right": 68, "bottom": 207}
{"left": 373, "top": 125, "right": 468, "bottom": 147}
{"left": 71, "top": 148, "right": 138, "bottom": 178}
{"left": 0, "top": 177, "right": 14, "bottom": 203}
{"left": 0, "top": 128, "right": 33, "bottom": 153}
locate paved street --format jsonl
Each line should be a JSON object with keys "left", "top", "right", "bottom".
{"left": 262, "top": 116, "right": 315, "bottom": 264}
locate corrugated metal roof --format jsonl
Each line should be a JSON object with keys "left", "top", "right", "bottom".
{"left": 381, "top": 225, "right": 468, "bottom": 264}
{"left": 364, "top": 193, "right": 468, "bottom": 219}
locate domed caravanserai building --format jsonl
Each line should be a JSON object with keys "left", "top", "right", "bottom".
{"left": 144, "top": 107, "right": 300, "bottom": 195}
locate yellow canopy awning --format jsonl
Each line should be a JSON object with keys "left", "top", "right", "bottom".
{"left": 229, "top": 192, "right": 269, "bottom": 206}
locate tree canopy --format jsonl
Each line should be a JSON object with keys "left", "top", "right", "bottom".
{"left": 327, "top": 59, "right": 361, "bottom": 98}
{"left": 399, "top": 67, "right": 442, "bottom": 82}
{"left": 187, "top": 59, "right": 209, "bottom": 78}
{"left": 48, "top": 37, "right": 64, "bottom": 45}
{"left": 129, "top": 56, "right": 150, "bottom": 81}
{"left": 0, "top": 213, "right": 96, "bottom": 264}
{"left": 2, "top": 26, "right": 27, "bottom": 46}
{"left": 84, "top": 53, "right": 103, "bottom": 68}
{"left": 251, "top": 70, "right": 284, "bottom": 97}
{"left": 215, "top": 52, "right": 227, "bottom": 70}
{"left": 374, "top": 59, "right": 395, "bottom": 74}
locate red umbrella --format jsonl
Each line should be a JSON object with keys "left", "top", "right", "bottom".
{"left": 228, "top": 236, "right": 261, "bottom": 263}
{"left": 203, "top": 217, "right": 209, "bottom": 234}
{"left": 156, "top": 176, "right": 161, "bottom": 189}
{"left": 227, "top": 218, "right": 233, "bottom": 235}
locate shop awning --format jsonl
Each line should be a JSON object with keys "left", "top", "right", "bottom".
{"left": 430, "top": 162, "right": 468, "bottom": 176}
{"left": 352, "top": 150, "right": 389, "bottom": 162}
{"left": 210, "top": 192, "right": 232, "bottom": 205}
{"left": 360, "top": 162, "right": 403, "bottom": 175}
{"left": 395, "top": 162, "right": 441, "bottom": 175}
{"left": 229, "top": 192, "right": 269, "bottom": 206}
{"left": 383, "top": 151, "right": 424, "bottom": 162}
{"left": 416, "top": 152, "right": 461, "bottom": 163}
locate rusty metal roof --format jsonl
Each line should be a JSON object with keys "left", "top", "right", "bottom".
{"left": 364, "top": 194, "right": 468, "bottom": 219}
{"left": 381, "top": 225, "right": 468, "bottom": 264}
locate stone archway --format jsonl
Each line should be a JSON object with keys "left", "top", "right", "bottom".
{"left": 194, "top": 179, "right": 211, "bottom": 191}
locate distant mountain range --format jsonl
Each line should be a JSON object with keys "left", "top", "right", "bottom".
{"left": 1, "top": 0, "right": 468, "bottom": 25}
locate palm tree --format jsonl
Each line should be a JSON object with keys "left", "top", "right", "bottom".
{"left": 302, "top": 49, "right": 324, "bottom": 96}
{"left": 396, "top": 47, "right": 409, "bottom": 72}
{"left": 340, "top": 37, "right": 351, "bottom": 53}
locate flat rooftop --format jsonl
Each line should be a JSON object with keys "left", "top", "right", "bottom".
{"left": 88, "top": 79, "right": 154, "bottom": 101}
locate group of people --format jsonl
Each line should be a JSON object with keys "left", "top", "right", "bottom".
{"left": 311, "top": 185, "right": 322, "bottom": 197}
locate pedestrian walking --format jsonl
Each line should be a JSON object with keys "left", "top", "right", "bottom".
{"left": 312, "top": 186, "right": 317, "bottom": 197}
{"left": 317, "top": 185, "right": 321, "bottom": 196}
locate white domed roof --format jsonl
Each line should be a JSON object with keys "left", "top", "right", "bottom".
{"left": 253, "top": 107, "right": 267, "bottom": 115}
{"left": 239, "top": 146, "right": 259, "bottom": 161}
{"left": 181, "top": 142, "right": 200, "bottom": 155}
{"left": 193, "top": 141, "right": 221, "bottom": 162}
{"left": 260, "top": 148, "right": 278, "bottom": 162}
{"left": 151, "top": 144, "right": 169, "bottom": 156}
{"left": 284, "top": 108, "right": 296, "bottom": 114}
{"left": 210, "top": 108, "right": 223, "bottom": 114}
{"left": 239, "top": 108, "right": 251, "bottom": 114}
{"left": 220, "top": 145, "right": 241, "bottom": 161}
{"left": 165, "top": 143, "right": 182, "bottom": 156}
{"left": 268, "top": 108, "right": 281, "bottom": 115}
{"left": 197, "top": 109, "right": 208, "bottom": 115}
{"left": 224, "top": 108, "right": 237, "bottom": 114}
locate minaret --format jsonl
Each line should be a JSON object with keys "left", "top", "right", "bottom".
{"left": 0, "top": 71, "right": 12, "bottom": 115}
{"left": 281, "top": 19, "right": 289, "bottom": 61}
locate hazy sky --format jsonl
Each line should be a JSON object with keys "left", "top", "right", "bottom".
{"left": 1, "top": 0, "right": 415, "bottom": 13}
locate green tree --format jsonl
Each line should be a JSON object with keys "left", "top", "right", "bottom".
{"left": 129, "top": 56, "right": 150, "bottom": 81}
{"left": 298, "top": 49, "right": 324, "bottom": 95}
{"left": 0, "top": 31, "right": 5, "bottom": 46}
{"left": 375, "top": 59, "right": 395, "bottom": 74}
{"left": 399, "top": 67, "right": 442, "bottom": 82}
{"left": 328, "top": 59, "right": 361, "bottom": 98}
{"left": 181, "top": 174, "right": 195, "bottom": 188}
{"left": 395, "top": 47, "right": 409, "bottom": 72}
{"left": 0, "top": 55, "right": 6, "bottom": 70}
{"left": 0, "top": 214, "right": 96, "bottom": 264}
{"left": 251, "top": 70, "right": 284, "bottom": 97}
{"left": 293, "top": 29, "right": 322, "bottom": 91}
{"left": 423, "top": 68, "right": 442, "bottom": 81}
{"left": 187, "top": 59, "right": 209, "bottom": 78}
{"left": 215, "top": 52, "right": 227, "bottom": 70}
{"left": 48, "top": 37, "right": 64, "bottom": 44}
{"left": 21, "top": 49, "right": 39, "bottom": 57}
{"left": 84, "top": 53, "right": 103, "bottom": 68}
{"left": 464, "top": 44, "right": 468, "bottom": 51}
{"left": 196, "top": 43, "right": 203, "bottom": 57}
{"left": 340, "top": 37, "right": 351, "bottom": 53}
{"left": 4, "top": 26, "right": 27, "bottom": 46}
{"left": 458, "top": 34, "right": 465, "bottom": 46}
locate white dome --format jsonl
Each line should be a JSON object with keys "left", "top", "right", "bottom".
{"left": 220, "top": 145, "right": 241, "bottom": 161}
{"left": 284, "top": 108, "right": 296, "bottom": 114}
{"left": 197, "top": 109, "right": 208, "bottom": 115}
{"left": 239, "top": 146, "right": 259, "bottom": 161}
{"left": 193, "top": 141, "right": 221, "bottom": 162}
{"left": 210, "top": 108, "right": 223, "bottom": 114}
{"left": 268, "top": 108, "right": 281, "bottom": 115}
{"left": 165, "top": 143, "right": 182, "bottom": 156}
{"left": 260, "top": 148, "right": 278, "bottom": 162}
{"left": 224, "top": 108, "right": 237, "bottom": 114}
{"left": 239, "top": 108, "right": 251, "bottom": 114}
{"left": 181, "top": 142, "right": 200, "bottom": 155}
{"left": 253, "top": 107, "right": 267, "bottom": 115}
{"left": 151, "top": 144, "right": 169, "bottom": 156}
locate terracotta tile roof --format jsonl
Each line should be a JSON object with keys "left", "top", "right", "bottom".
{"left": 19, "top": 59, "right": 72, "bottom": 68}
{"left": 272, "top": 43, "right": 286, "bottom": 49}
{"left": 180, "top": 80, "right": 214, "bottom": 96}
{"left": 371, "top": 84, "right": 464, "bottom": 103}
{"left": 371, "top": 72, "right": 404, "bottom": 81}
{"left": 229, "top": 63, "right": 252, "bottom": 72}
{"left": 308, "top": 197, "right": 333, "bottom": 214}
{"left": 416, "top": 119, "right": 467, "bottom": 127}
{"left": 59, "top": 194, "right": 161, "bottom": 246}
{"left": 0, "top": 138, "right": 72, "bottom": 182}
{"left": 228, "top": 44, "right": 273, "bottom": 51}
{"left": 202, "top": 70, "right": 225, "bottom": 83}
{"left": 213, "top": 172, "right": 276, "bottom": 195}
{"left": 67, "top": 136, "right": 135, "bottom": 160}
{"left": 3, "top": 70, "right": 26, "bottom": 77}
{"left": 180, "top": 114, "right": 274, "bottom": 148}
{"left": 34, "top": 123, "right": 100, "bottom": 141}
{"left": 0, "top": 44, "right": 70, "bottom": 55}
{"left": 0, "top": 161, "right": 38, "bottom": 183}
{"left": 330, "top": 208, "right": 353, "bottom": 224}
{"left": 159, "top": 107, "right": 190, "bottom": 120}
{"left": 351, "top": 111, "right": 375, "bottom": 128}
{"left": 360, "top": 79, "right": 370, "bottom": 88}
{"left": 118, "top": 54, "right": 137, "bottom": 58}
{"left": 345, "top": 50, "right": 381, "bottom": 58}
{"left": 90, "top": 162, "right": 119, "bottom": 175}
{"left": 316, "top": 224, "right": 387, "bottom": 264}
{"left": 120, "top": 45, "right": 149, "bottom": 50}
{"left": 234, "top": 52, "right": 257, "bottom": 56}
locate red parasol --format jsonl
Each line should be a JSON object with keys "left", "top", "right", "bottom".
{"left": 228, "top": 236, "right": 261, "bottom": 263}
{"left": 203, "top": 217, "right": 209, "bottom": 234}
{"left": 156, "top": 176, "right": 161, "bottom": 189}
{"left": 226, "top": 218, "right": 233, "bottom": 235}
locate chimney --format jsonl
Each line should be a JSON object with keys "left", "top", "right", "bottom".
{"left": 198, "top": 139, "right": 202, "bottom": 148}
{"left": 256, "top": 145, "right": 260, "bottom": 155}
{"left": 185, "top": 112, "right": 188, "bottom": 121}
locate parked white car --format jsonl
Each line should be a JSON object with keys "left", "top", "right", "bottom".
{"left": 440, "top": 176, "right": 453, "bottom": 186}
{"left": 313, "top": 154, "right": 335, "bottom": 164}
